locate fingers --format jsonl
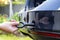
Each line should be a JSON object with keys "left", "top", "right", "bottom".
{"left": 9, "top": 19, "right": 19, "bottom": 25}
{"left": 0, "top": 20, "right": 19, "bottom": 33}
{"left": 0, "top": 25, "right": 18, "bottom": 33}
{"left": 11, "top": 26, "right": 18, "bottom": 32}
{"left": 10, "top": 22, "right": 19, "bottom": 26}
{"left": 10, "top": 19, "right": 16, "bottom": 22}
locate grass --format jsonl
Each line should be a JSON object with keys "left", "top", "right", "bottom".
{"left": 0, "top": 28, "right": 33, "bottom": 40}
{"left": 0, "top": 34, "right": 33, "bottom": 40}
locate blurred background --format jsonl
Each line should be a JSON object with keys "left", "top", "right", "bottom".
{"left": 0, "top": 0, "right": 26, "bottom": 23}
{"left": 0, "top": 0, "right": 33, "bottom": 40}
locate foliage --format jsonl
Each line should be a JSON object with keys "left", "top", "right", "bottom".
{"left": 0, "top": 0, "right": 26, "bottom": 6}
{"left": 0, "top": 12, "right": 20, "bottom": 23}
{"left": 0, "top": 0, "right": 9, "bottom": 6}
{"left": 12, "top": 12, "right": 20, "bottom": 21}
{"left": 0, "top": 14, "right": 8, "bottom": 23}
{"left": 13, "top": 0, "right": 26, "bottom": 4}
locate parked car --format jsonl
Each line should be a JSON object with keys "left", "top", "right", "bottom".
{"left": 19, "top": 0, "right": 60, "bottom": 40}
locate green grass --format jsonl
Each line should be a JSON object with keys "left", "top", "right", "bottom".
{"left": 0, "top": 28, "right": 32, "bottom": 40}
{"left": 12, "top": 1, "right": 25, "bottom": 4}
{"left": 0, "top": 34, "right": 33, "bottom": 40}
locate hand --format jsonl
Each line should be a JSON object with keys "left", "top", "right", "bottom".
{"left": 0, "top": 22, "right": 19, "bottom": 33}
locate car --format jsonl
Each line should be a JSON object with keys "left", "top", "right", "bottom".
{"left": 19, "top": 0, "right": 60, "bottom": 40}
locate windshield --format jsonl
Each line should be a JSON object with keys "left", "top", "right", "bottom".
{"left": 28, "top": 11, "right": 60, "bottom": 32}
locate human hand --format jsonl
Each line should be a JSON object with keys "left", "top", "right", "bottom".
{"left": 0, "top": 21, "right": 19, "bottom": 33}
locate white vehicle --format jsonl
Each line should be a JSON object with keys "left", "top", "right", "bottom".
{"left": 19, "top": 0, "right": 60, "bottom": 40}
